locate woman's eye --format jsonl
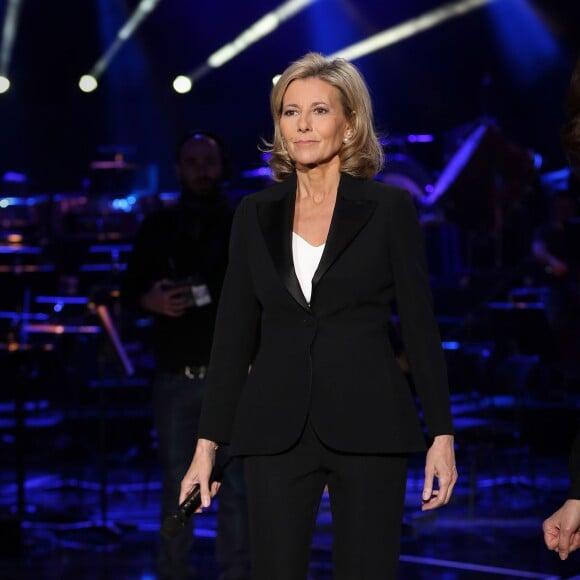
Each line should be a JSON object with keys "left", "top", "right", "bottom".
{"left": 283, "top": 109, "right": 297, "bottom": 116}
{"left": 314, "top": 107, "right": 328, "bottom": 114}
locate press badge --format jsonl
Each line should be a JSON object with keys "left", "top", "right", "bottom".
{"left": 191, "top": 283, "right": 212, "bottom": 306}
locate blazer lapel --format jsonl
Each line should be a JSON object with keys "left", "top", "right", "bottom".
{"left": 312, "top": 175, "right": 377, "bottom": 287}
{"left": 256, "top": 178, "right": 311, "bottom": 311}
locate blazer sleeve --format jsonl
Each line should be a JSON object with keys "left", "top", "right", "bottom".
{"left": 387, "top": 189, "right": 454, "bottom": 438}
{"left": 198, "top": 196, "right": 261, "bottom": 444}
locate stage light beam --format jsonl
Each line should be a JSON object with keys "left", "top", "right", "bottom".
{"left": 0, "top": 0, "right": 23, "bottom": 90}
{"left": 79, "top": 0, "right": 163, "bottom": 91}
{"left": 174, "top": 0, "right": 317, "bottom": 93}
{"left": 328, "top": 0, "right": 497, "bottom": 62}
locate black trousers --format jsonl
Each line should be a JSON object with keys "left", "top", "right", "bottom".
{"left": 244, "top": 419, "right": 409, "bottom": 580}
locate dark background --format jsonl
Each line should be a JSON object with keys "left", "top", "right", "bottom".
{"left": 1, "top": 0, "right": 579, "bottom": 194}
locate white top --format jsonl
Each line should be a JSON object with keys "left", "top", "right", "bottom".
{"left": 292, "top": 232, "right": 325, "bottom": 304}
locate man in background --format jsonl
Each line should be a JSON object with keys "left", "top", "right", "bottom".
{"left": 122, "top": 131, "right": 249, "bottom": 580}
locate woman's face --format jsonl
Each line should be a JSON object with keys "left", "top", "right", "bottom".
{"left": 279, "top": 77, "right": 352, "bottom": 172}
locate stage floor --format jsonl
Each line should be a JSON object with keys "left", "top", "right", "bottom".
{"left": 1, "top": 389, "right": 579, "bottom": 579}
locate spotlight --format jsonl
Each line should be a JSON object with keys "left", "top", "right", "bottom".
{"left": 80, "top": 0, "right": 163, "bottom": 91}
{"left": 79, "top": 75, "right": 98, "bottom": 93}
{"left": 0, "top": 0, "right": 23, "bottom": 87}
{"left": 0, "top": 75, "right": 10, "bottom": 93}
{"left": 173, "top": 75, "right": 192, "bottom": 94}
{"left": 173, "top": 0, "right": 316, "bottom": 92}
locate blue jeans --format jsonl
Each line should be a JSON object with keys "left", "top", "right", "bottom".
{"left": 153, "top": 371, "right": 249, "bottom": 579}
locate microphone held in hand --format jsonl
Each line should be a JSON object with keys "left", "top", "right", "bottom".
{"left": 161, "top": 485, "right": 202, "bottom": 540}
{"left": 161, "top": 464, "right": 225, "bottom": 540}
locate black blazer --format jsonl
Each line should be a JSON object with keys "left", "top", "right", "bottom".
{"left": 199, "top": 172, "right": 453, "bottom": 456}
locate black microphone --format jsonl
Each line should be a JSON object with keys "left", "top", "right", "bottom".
{"left": 161, "top": 464, "right": 224, "bottom": 540}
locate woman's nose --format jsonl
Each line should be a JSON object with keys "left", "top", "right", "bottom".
{"left": 297, "top": 113, "right": 311, "bottom": 132}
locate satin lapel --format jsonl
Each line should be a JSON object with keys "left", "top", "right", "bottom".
{"left": 312, "top": 182, "right": 377, "bottom": 288}
{"left": 256, "top": 184, "right": 310, "bottom": 311}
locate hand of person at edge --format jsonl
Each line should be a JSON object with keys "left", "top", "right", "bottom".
{"left": 543, "top": 499, "right": 580, "bottom": 560}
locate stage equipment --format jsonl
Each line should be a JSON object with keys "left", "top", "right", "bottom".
{"left": 421, "top": 119, "right": 537, "bottom": 270}
{"left": 376, "top": 153, "right": 434, "bottom": 203}
{"left": 425, "top": 119, "right": 536, "bottom": 228}
{"left": 34, "top": 148, "right": 156, "bottom": 245}
{"left": 2, "top": 291, "right": 138, "bottom": 544}
{"left": 0, "top": 194, "right": 52, "bottom": 244}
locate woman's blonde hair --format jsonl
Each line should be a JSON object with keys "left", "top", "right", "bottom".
{"left": 263, "top": 52, "right": 384, "bottom": 182}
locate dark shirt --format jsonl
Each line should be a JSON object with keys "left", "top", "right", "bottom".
{"left": 121, "top": 197, "right": 233, "bottom": 371}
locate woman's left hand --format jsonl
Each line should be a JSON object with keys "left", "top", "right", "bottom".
{"left": 421, "top": 434, "right": 458, "bottom": 511}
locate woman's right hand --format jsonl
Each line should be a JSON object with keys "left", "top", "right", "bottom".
{"left": 179, "top": 438, "right": 220, "bottom": 510}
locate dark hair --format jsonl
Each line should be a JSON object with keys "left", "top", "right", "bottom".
{"left": 174, "top": 129, "right": 233, "bottom": 181}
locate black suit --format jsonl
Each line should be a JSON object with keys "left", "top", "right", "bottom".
{"left": 199, "top": 172, "right": 453, "bottom": 451}
{"left": 197, "top": 172, "right": 454, "bottom": 579}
